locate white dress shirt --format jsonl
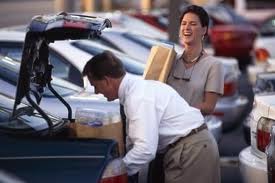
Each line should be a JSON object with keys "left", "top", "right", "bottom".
{"left": 118, "top": 74, "right": 204, "bottom": 175}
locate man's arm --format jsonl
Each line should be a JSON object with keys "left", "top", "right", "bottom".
{"left": 123, "top": 98, "right": 159, "bottom": 175}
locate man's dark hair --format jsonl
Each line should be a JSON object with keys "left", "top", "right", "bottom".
{"left": 180, "top": 5, "right": 209, "bottom": 34}
{"left": 82, "top": 50, "right": 126, "bottom": 80}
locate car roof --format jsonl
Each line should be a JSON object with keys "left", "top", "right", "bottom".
{"left": 0, "top": 30, "right": 25, "bottom": 41}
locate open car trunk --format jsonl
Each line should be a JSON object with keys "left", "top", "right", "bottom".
{"left": 0, "top": 13, "right": 125, "bottom": 183}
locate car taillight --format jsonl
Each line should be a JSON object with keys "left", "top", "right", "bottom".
{"left": 212, "top": 111, "right": 224, "bottom": 117}
{"left": 257, "top": 117, "right": 275, "bottom": 152}
{"left": 101, "top": 174, "right": 128, "bottom": 183}
{"left": 222, "top": 32, "right": 236, "bottom": 41}
{"left": 100, "top": 158, "right": 128, "bottom": 183}
{"left": 64, "top": 20, "right": 87, "bottom": 28}
{"left": 223, "top": 81, "right": 237, "bottom": 97}
{"left": 255, "top": 48, "right": 270, "bottom": 63}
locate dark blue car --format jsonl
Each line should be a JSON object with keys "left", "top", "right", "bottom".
{"left": 0, "top": 12, "right": 128, "bottom": 183}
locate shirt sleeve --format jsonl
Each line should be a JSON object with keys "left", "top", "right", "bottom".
{"left": 205, "top": 59, "right": 224, "bottom": 95}
{"left": 122, "top": 97, "right": 159, "bottom": 176}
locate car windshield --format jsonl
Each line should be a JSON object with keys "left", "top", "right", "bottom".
{"left": 72, "top": 40, "right": 145, "bottom": 75}
{"left": 0, "top": 55, "right": 81, "bottom": 97}
{"left": 124, "top": 32, "right": 173, "bottom": 49}
{"left": 122, "top": 32, "right": 183, "bottom": 53}
{"left": 205, "top": 4, "right": 249, "bottom": 24}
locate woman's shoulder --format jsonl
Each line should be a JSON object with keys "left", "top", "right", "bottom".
{"left": 203, "top": 55, "right": 223, "bottom": 66}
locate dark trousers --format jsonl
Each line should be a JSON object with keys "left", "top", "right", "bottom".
{"left": 147, "top": 153, "right": 165, "bottom": 183}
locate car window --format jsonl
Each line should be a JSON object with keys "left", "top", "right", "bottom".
{"left": 0, "top": 108, "right": 10, "bottom": 122}
{"left": 123, "top": 33, "right": 183, "bottom": 54}
{"left": 0, "top": 42, "right": 23, "bottom": 61}
{"left": 48, "top": 50, "right": 83, "bottom": 87}
{"left": 0, "top": 55, "right": 80, "bottom": 97}
{"left": 72, "top": 40, "right": 145, "bottom": 76}
{"left": 94, "top": 37, "right": 123, "bottom": 52}
{"left": 206, "top": 5, "right": 249, "bottom": 25}
{"left": 43, "top": 78, "right": 82, "bottom": 97}
{"left": 49, "top": 52, "right": 70, "bottom": 79}
{"left": 0, "top": 56, "right": 19, "bottom": 85}
{"left": 0, "top": 42, "right": 83, "bottom": 87}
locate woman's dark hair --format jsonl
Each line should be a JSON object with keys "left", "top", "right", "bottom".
{"left": 180, "top": 5, "right": 209, "bottom": 29}
{"left": 82, "top": 50, "right": 126, "bottom": 80}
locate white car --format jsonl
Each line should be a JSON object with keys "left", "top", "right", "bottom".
{"left": 0, "top": 54, "right": 120, "bottom": 119}
{"left": 0, "top": 30, "right": 144, "bottom": 89}
{"left": 247, "top": 15, "right": 275, "bottom": 85}
{"left": 84, "top": 11, "right": 168, "bottom": 40}
{"left": 239, "top": 93, "right": 275, "bottom": 183}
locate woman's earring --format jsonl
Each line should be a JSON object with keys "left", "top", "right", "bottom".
{"left": 201, "top": 35, "right": 205, "bottom": 41}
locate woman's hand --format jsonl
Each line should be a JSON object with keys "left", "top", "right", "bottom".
{"left": 194, "top": 92, "right": 220, "bottom": 115}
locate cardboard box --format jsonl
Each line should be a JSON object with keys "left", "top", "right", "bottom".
{"left": 143, "top": 45, "right": 176, "bottom": 82}
{"left": 69, "top": 121, "right": 125, "bottom": 156}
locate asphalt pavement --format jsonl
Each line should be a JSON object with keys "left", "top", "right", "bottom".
{"left": 219, "top": 72, "right": 254, "bottom": 183}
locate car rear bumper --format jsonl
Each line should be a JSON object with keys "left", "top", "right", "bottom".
{"left": 239, "top": 146, "right": 267, "bottom": 183}
{"left": 214, "top": 95, "right": 249, "bottom": 130}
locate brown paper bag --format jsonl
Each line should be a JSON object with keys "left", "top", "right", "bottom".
{"left": 69, "top": 122, "right": 124, "bottom": 156}
{"left": 143, "top": 45, "right": 176, "bottom": 82}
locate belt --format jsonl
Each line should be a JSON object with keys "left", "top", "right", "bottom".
{"left": 187, "top": 123, "right": 208, "bottom": 138}
{"left": 169, "top": 123, "right": 208, "bottom": 148}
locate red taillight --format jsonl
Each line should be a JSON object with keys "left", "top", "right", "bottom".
{"left": 63, "top": 20, "right": 87, "bottom": 28}
{"left": 255, "top": 48, "right": 270, "bottom": 63}
{"left": 212, "top": 111, "right": 224, "bottom": 117}
{"left": 257, "top": 117, "right": 275, "bottom": 152}
{"left": 100, "top": 158, "right": 128, "bottom": 183}
{"left": 223, "top": 81, "right": 237, "bottom": 97}
{"left": 100, "top": 173, "right": 128, "bottom": 183}
{"left": 257, "top": 128, "right": 271, "bottom": 152}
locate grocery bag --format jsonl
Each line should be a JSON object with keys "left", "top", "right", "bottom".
{"left": 143, "top": 44, "right": 176, "bottom": 82}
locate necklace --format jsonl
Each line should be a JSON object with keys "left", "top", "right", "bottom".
{"left": 182, "top": 50, "right": 204, "bottom": 64}
{"left": 172, "top": 50, "right": 204, "bottom": 82}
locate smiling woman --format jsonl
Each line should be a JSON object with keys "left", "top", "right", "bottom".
{"left": 167, "top": 5, "right": 224, "bottom": 116}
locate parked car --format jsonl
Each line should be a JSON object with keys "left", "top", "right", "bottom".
{"left": 206, "top": 4, "right": 258, "bottom": 69}
{"left": 239, "top": 93, "right": 275, "bottom": 183}
{"left": 129, "top": 4, "right": 258, "bottom": 70}
{"left": 0, "top": 30, "right": 145, "bottom": 89}
{"left": 0, "top": 47, "right": 223, "bottom": 145}
{"left": 85, "top": 11, "right": 168, "bottom": 40}
{"left": 247, "top": 15, "right": 275, "bottom": 85}
{"left": 0, "top": 54, "right": 120, "bottom": 118}
{"left": 243, "top": 72, "right": 275, "bottom": 144}
{"left": 0, "top": 12, "right": 128, "bottom": 183}
{"left": 0, "top": 30, "right": 222, "bottom": 143}
{"left": 95, "top": 28, "right": 182, "bottom": 63}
